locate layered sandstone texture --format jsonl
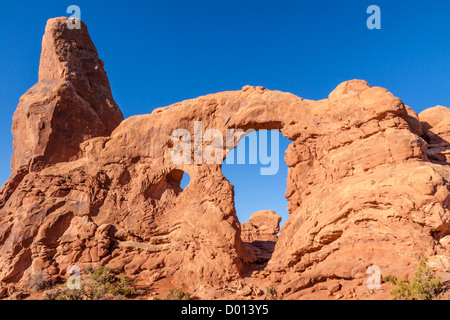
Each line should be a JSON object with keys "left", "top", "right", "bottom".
{"left": 241, "top": 210, "right": 281, "bottom": 243}
{"left": 11, "top": 18, "right": 123, "bottom": 172}
{"left": 241, "top": 210, "right": 281, "bottom": 265}
{"left": 0, "top": 17, "right": 449, "bottom": 299}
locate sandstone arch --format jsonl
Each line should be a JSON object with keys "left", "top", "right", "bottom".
{"left": 0, "top": 17, "right": 449, "bottom": 299}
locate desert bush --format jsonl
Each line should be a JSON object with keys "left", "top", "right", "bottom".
{"left": 84, "top": 266, "right": 137, "bottom": 299}
{"left": 28, "top": 271, "right": 51, "bottom": 292}
{"left": 43, "top": 287, "right": 84, "bottom": 300}
{"left": 164, "top": 288, "right": 191, "bottom": 300}
{"left": 44, "top": 265, "right": 137, "bottom": 300}
{"left": 115, "top": 273, "right": 137, "bottom": 296}
{"left": 390, "top": 278, "right": 414, "bottom": 300}
{"left": 386, "top": 258, "right": 443, "bottom": 300}
{"left": 381, "top": 274, "right": 397, "bottom": 284}
{"left": 409, "top": 258, "right": 443, "bottom": 300}
{"left": 265, "top": 286, "right": 278, "bottom": 300}
{"left": 88, "top": 265, "right": 117, "bottom": 285}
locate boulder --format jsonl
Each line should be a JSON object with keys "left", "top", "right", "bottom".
{"left": 241, "top": 210, "right": 281, "bottom": 243}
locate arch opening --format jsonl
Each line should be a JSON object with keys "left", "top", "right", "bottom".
{"left": 222, "top": 130, "right": 292, "bottom": 269}
{"left": 180, "top": 171, "right": 191, "bottom": 190}
{"left": 144, "top": 169, "right": 190, "bottom": 200}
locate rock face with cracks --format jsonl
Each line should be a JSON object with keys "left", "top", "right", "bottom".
{"left": 241, "top": 210, "right": 281, "bottom": 265}
{"left": 10, "top": 18, "right": 123, "bottom": 173}
{"left": 1, "top": 17, "right": 450, "bottom": 299}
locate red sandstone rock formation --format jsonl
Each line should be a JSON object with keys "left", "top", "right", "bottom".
{"left": 11, "top": 18, "right": 123, "bottom": 172}
{"left": 0, "top": 17, "right": 449, "bottom": 299}
{"left": 419, "top": 106, "right": 450, "bottom": 163}
{"left": 241, "top": 210, "right": 281, "bottom": 265}
{"left": 241, "top": 210, "right": 281, "bottom": 243}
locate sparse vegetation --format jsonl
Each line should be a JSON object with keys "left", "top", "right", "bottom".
{"left": 265, "top": 285, "right": 278, "bottom": 300}
{"left": 89, "top": 265, "right": 117, "bottom": 284}
{"left": 43, "top": 287, "right": 84, "bottom": 300}
{"left": 381, "top": 274, "right": 397, "bottom": 284}
{"left": 155, "top": 288, "right": 191, "bottom": 300}
{"left": 43, "top": 264, "right": 137, "bottom": 300}
{"left": 28, "top": 270, "right": 51, "bottom": 292}
{"left": 384, "top": 258, "right": 443, "bottom": 300}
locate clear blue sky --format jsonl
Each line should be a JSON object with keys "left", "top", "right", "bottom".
{"left": 1, "top": 1, "right": 449, "bottom": 225}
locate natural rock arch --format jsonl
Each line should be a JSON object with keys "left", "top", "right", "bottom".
{"left": 1, "top": 17, "right": 450, "bottom": 299}
{"left": 221, "top": 130, "right": 290, "bottom": 223}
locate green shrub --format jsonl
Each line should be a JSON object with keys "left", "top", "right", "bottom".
{"left": 164, "top": 288, "right": 191, "bottom": 300}
{"left": 115, "top": 273, "right": 137, "bottom": 296}
{"left": 410, "top": 258, "right": 443, "bottom": 300}
{"left": 89, "top": 265, "right": 117, "bottom": 285}
{"left": 98, "top": 273, "right": 137, "bottom": 297}
{"left": 381, "top": 275, "right": 398, "bottom": 284}
{"left": 266, "top": 286, "right": 278, "bottom": 300}
{"left": 391, "top": 278, "right": 414, "bottom": 300}
{"left": 43, "top": 287, "right": 84, "bottom": 300}
{"left": 387, "top": 258, "right": 443, "bottom": 300}
{"left": 44, "top": 265, "right": 137, "bottom": 300}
